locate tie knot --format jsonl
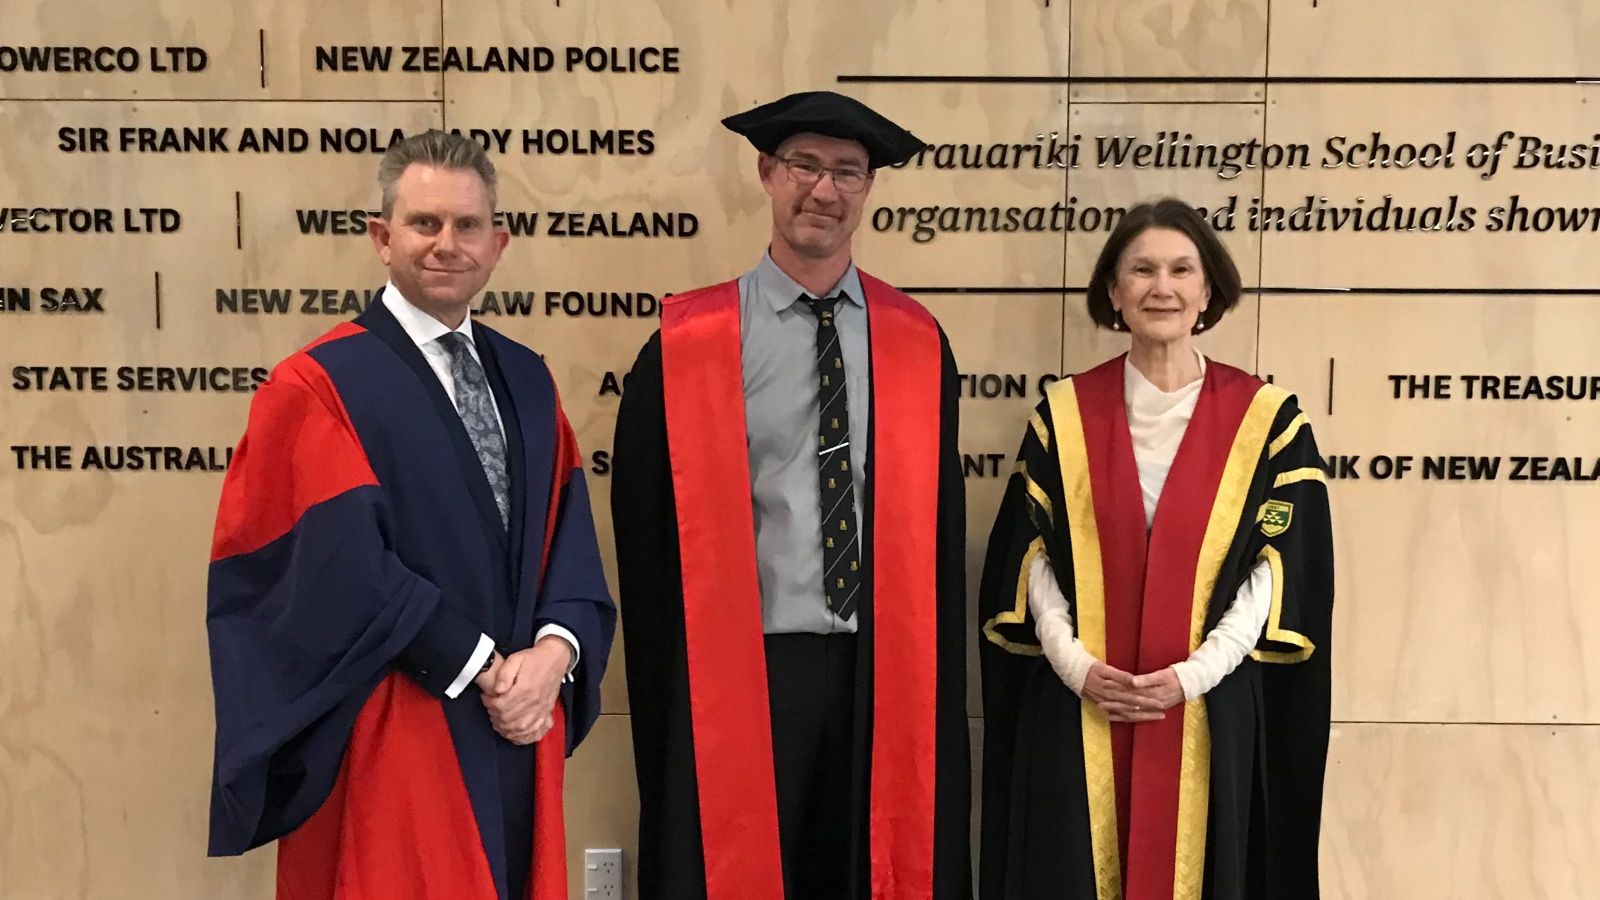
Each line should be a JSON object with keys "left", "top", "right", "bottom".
{"left": 438, "top": 331, "right": 474, "bottom": 358}
{"left": 802, "top": 293, "right": 845, "bottom": 320}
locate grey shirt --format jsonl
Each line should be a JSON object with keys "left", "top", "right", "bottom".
{"left": 740, "top": 252, "right": 869, "bottom": 635}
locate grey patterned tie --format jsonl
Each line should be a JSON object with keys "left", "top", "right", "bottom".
{"left": 439, "top": 332, "right": 510, "bottom": 529}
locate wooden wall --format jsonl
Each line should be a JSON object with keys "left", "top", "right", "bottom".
{"left": 1, "top": 2, "right": 1596, "bottom": 897}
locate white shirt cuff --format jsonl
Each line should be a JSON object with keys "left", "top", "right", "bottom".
{"left": 445, "top": 633, "right": 496, "bottom": 699}
{"left": 536, "top": 624, "right": 580, "bottom": 683}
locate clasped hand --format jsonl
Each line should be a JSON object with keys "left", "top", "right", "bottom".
{"left": 1081, "top": 661, "right": 1185, "bottom": 723}
{"left": 473, "top": 637, "right": 570, "bottom": 745}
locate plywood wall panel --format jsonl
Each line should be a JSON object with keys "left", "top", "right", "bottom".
{"left": 852, "top": 84, "right": 1071, "bottom": 290}
{"left": 1322, "top": 724, "right": 1598, "bottom": 900}
{"left": 562, "top": 714, "right": 641, "bottom": 900}
{"left": 1071, "top": 0, "right": 1267, "bottom": 79}
{"left": 0, "top": 1, "right": 442, "bottom": 100}
{"left": 1260, "top": 84, "right": 1600, "bottom": 289}
{"left": 1069, "top": 83, "right": 1266, "bottom": 104}
{"left": 448, "top": 0, "right": 1071, "bottom": 81}
{"left": 1259, "top": 293, "right": 1600, "bottom": 724}
{"left": 0, "top": 475, "right": 274, "bottom": 899}
{"left": 1272, "top": 0, "right": 1600, "bottom": 78}
{"left": 0, "top": 99, "right": 442, "bottom": 343}
{"left": 924, "top": 293, "right": 1066, "bottom": 715}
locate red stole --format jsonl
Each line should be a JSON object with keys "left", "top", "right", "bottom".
{"left": 1071, "top": 355, "right": 1265, "bottom": 900}
{"left": 275, "top": 679, "right": 567, "bottom": 900}
{"left": 659, "top": 273, "right": 942, "bottom": 900}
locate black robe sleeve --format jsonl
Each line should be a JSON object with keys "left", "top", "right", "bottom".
{"left": 207, "top": 369, "right": 447, "bottom": 855}
{"left": 1250, "top": 399, "right": 1336, "bottom": 899}
{"left": 976, "top": 398, "right": 1081, "bottom": 900}
{"left": 610, "top": 332, "right": 711, "bottom": 898}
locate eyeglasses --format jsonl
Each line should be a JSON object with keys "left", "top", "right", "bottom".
{"left": 775, "top": 156, "right": 872, "bottom": 194}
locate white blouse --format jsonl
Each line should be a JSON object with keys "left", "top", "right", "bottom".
{"left": 1030, "top": 353, "right": 1273, "bottom": 701}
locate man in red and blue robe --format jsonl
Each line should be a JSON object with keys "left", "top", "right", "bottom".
{"left": 205, "top": 130, "right": 615, "bottom": 900}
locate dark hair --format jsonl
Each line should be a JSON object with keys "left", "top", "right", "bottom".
{"left": 1085, "top": 198, "right": 1242, "bottom": 333}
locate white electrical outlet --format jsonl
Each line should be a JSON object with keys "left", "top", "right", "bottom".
{"left": 584, "top": 847, "right": 623, "bottom": 898}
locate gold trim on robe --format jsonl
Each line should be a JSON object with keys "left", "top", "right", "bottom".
{"left": 1273, "top": 466, "right": 1327, "bottom": 488}
{"left": 1171, "top": 384, "right": 1288, "bottom": 900}
{"left": 1046, "top": 378, "right": 1123, "bottom": 900}
{"left": 1267, "top": 412, "right": 1307, "bottom": 459}
{"left": 1249, "top": 545, "right": 1316, "bottom": 664}
{"left": 982, "top": 535, "right": 1047, "bottom": 657}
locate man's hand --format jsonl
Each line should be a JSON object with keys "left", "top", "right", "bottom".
{"left": 480, "top": 636, "right": 572, "bottom": 745}
{"left": 1082, "top": 661, "right": 1166, "bottom": 723}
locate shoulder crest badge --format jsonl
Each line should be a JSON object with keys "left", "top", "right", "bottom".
{"left": 1260, "top": 499, "right": 1294, "bottom": 537}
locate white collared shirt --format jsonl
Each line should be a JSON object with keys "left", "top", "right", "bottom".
{"left": 381, "top": 281, "right": 507, "bottom": 438}
{"left": 381, "top": 282, "right": 580, "bottom": 697}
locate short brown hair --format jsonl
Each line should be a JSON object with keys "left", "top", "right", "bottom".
{"left": 377, "top": 129, "right": 497, "bottom": 216}
{"left": 1085, "top": 198, "right": 1242, "bottom": 332}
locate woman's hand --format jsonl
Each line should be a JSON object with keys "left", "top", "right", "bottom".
{"left": 1130, "top": 667, "right": 1186, "bottom": 712}
{"left": 1082, "top": 661, "right": 1166, "bottom": 723}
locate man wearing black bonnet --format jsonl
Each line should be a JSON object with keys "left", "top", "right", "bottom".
{"left": 612, "top": 91, "right": 971, "bottom": 899}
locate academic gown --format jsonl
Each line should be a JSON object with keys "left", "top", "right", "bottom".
{"left": 206, "top": 293, "right": 616, "bottom": 900}
{"left": 610, "top": 275, "right": 971, "bottom": 900}
{"left": 978, "top": 356, "right": 1334, "bottom": 900}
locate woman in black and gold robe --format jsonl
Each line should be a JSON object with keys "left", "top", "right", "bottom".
{"left": 978, "top": 199, "right": 1334, "bottom": 900}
